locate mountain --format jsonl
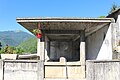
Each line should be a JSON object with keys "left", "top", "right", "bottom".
{"left": 0, "top": 31, "right": 34, "bottom": 47}
{"left": 17, "top": 37, "right": 37, "bottom": 53}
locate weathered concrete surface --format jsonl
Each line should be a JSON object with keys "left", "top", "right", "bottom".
{"left": 112, "top": 52, "right": 120, "bottom": 59}
{"left": 4, "top": 61, "right": 37, "bottom": 80}
{"left": 44, "top": 61, "right": 85, "bottom": 79}
{"left": 49, "top": 41, "right": 74, "bottom": 61}
{"left": 116, "top": 15, "right": 120, "bottom": 45}
{"left": 37, "top": 39, "right": 41, "bottom": 57}
{"left": 1, "top": 60, "right": 43, "bottom": 80}
{"left": 0, "top": 60, "right": 3, "bottom": 80}
{"left": 40, "top": 42, "right": 45, "bottom": 60}
{"left": 45, "top": 66, "right": 66, "bottom": 78}
{"left": 1, "top": 54, "right": 18, "bottom": 60}
{"left": 45, "top": 66, "right": 85, "bottom": 79}
{"left": 97, "top": 23, "right": 113, "bottom": 60}
{"left": 67, "top": 66, "right": 85, "bottom": 79}
{"left": 80, "top": 42, "right": 85, "bottom": 65}
{"left": 86, "top": 60, "right": 120, "bottom": 80}
{"left": 86, "top": 24, "right": 113, "bottom": 60}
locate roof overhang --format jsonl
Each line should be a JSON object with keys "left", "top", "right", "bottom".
{"left": 16, "top": 17, "right": 114, "bottom": 37}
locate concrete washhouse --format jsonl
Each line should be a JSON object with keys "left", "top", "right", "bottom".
{"left": 1, "top": 8, "right": 120, "bottom": 80}
{"left": 16, "top": 16, "right": 115, "bottom": 80}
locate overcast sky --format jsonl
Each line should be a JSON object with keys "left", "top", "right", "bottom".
{"left": 0, "top": 0, "right": 120, "bottom": 33}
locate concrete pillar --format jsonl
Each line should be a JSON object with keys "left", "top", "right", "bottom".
{"left": 41, "top": 30, "right": 45, "bottom": 42}
{"left": 45, "top": 41, "right": 50, "bottom": 62}
{"left": 37, "top": 39, "right": 41, "bottom": 57}
{"left": 37, "top": 41, "right": 45, "bottom": 61}
{"left": 40, "top": 42, "right": 45, "bottom": 61}
{"left": 80, "top": 30, "right": 86, "bottom": 65}
{"left": 80, "top": 30, "right": 86, "bottom": 79}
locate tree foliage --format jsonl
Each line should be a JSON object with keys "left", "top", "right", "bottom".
{"left": 0, "top": 36, "right": 37, "bottom": 54}
{"left": 17, "top": 37, "right": 37, "bottom": 54}
{"left": 109, "top": 3, "right": 119, "bottom": 13}
{"left": 0, "top": 45, "right": 24, "bottom": 54}
{"left": 0, "top": 31, "right": 34, "bottom": 47}
{"left": 98, "top": 16, "right": 106, "bottom": 18}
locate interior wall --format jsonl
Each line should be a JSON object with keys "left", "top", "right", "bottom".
{"left": 86, "top": 25, "right": 109, "bottom": 60}
{"left": 72, "top": 39, "right": 80, "bottom": 61}
{"left": 47, "top": 40, "right": 80, "bottom": 61}
{"left": 49, "top": 41, "right": 72, "bottom": 61}
{"left": 96, "top": 24, "right": 113, "bottom": 60}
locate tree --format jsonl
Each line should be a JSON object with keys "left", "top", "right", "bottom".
{"left": 109, "top": 3, "right": 119, "bottom": 13}
{"left": 98, "top": 16, "right": 106, "bottom": 18}
{"left": 4, "top": 44, "right": 14, "bottom": 54}
{"left": 1, "top": 44, "right": 24, "bottom": 54}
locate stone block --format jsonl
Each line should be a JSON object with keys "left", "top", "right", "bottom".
{"left": 1, "top": 54, "right": 18, "bottom": 60}
{"left": 67, "top": 66, "right": 85, "bottom": 79}
{"left": 45, "top": 66, "right": 66, "bottom": 78}
{"left": 60, "top": 57, "right": 66, "bottom": 64}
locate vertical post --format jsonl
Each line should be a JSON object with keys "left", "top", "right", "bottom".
{"left": 37, "top": 39, "right": 41, "bottom": 57}
{"left": 41, "top": 30, "right": 45, "bottom": 42}
{"left": 40, "top": 29, "right": 45, "bottom": 61}
{"left": 80, "top": 30, "right": 86, "bottom": 65}
{"left": 37, "top": 39, "right": 45, "bottom": 60}
{"left": 80, "top": 30, "right": 86, "bottom": 79}
{"left": 37, "top": 23, "right": 45, "bottom": 80}
{"left": 39, "top": 42, "right": 45, "bottom": 61}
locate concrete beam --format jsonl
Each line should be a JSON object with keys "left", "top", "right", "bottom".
{"left": 16, "top": 18, "right": 113, "bottom": 23}
{"left": 45, "top": 30, "right": 81, "bottom": 34}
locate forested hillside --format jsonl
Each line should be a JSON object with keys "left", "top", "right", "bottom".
{"left": 0, "top": 31, "right": 34, "bottom": 47}
{"left": 17, "top": 37, "right": 37, "bottom": 53}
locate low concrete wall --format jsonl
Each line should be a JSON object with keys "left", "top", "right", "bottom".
{"left": 0, "top": 60, "right": 43, "bottom": 80}
{"left": 0, "top": 60, "right": 3, "bottom": 80}
{"left": 86, "top": 60, "right": 120, "bottom": 80}
{"left": 44, "top": 62, "right": 85, "bottom": 79}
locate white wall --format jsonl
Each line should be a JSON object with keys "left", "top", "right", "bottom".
{"left": 86, "top": 24, "right": 111, "bottom": 60}
{"left": 96, "top": 24, "right": 112, "bottom": 60}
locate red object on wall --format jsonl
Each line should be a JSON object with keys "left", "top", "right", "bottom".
{"left": 36, "top": 33, "right": 42, "bottom": 38}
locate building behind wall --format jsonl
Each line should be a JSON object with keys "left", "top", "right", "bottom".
{"left": 107, "top": 8, "right": 120, "bottom": 59}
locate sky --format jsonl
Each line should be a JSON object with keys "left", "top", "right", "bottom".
{"left": 0, "top": 0, "right": 120, "bottom": 33}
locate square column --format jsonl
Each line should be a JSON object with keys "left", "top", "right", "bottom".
{"left": 37, "top": 39, "right": 45, "bottom": 60}
{"left": 80, "top": 30, "right": 86, "bottom": 65}
{"left": 80, "top": 30, "right": 86, "bottom": 79}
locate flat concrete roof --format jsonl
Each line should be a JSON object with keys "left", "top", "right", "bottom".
{"left": 16, "top": 17, "right": 114, "bottom": 36}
